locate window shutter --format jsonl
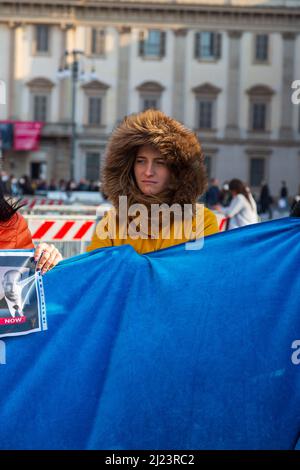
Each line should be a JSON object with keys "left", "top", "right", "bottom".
{"left": 138, "top": 31, "right": 145, "bottom": 56}
{"left": 215, "top": 33, "right": 222, "bottom": 59}
{"left": 33, "top": 95, "right": 48, "bottom": 122}
{"left": 160, "top": 31, "right": 166, "bottom": 57}
{"left": 99, "top": 30, "right": 106, "bottom": 55}
{"left": 91, "top": 28, "right": 96, "bottom": 54}
{"left": 194, "top": 32, "right": 201, "bottom": 58}
{"left": 264, "top": 35, "right": 269, "bottom": 61}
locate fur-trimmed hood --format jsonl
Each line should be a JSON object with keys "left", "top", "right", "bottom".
{"left": 102, "top": 110, "right": 207, "bottom": 209}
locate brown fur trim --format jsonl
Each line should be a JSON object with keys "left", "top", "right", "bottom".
{"left": 102, "top": 110, "right": 207, "bottom": 210}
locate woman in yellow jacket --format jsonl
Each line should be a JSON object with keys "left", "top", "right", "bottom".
{"left": 87, "top": 110, "right": 219, "bottom": 255}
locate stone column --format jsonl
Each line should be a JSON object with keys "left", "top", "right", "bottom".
{"left": 172, "top": 28, "right": 187, "bottom": 122}
{"left": 7, "top": 22, "right": 18, "bottom": 119}
{"left": 225, "top": 31, "right": 242, "bottom": 139}
{"left": 60, "top": 24, "right": 75, "bottom": 123}
{"left": 116, "top": 26, "right": 131, "bottom": 122}
{"left": 280, "top": 32, "right": 296, "bottom": 140}
{"left": 58, "top": 24, "right": 70, "bottom": 122}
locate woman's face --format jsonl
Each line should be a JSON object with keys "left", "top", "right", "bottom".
{"left": 134, "top": 145, "right": 171, "bottom": 196}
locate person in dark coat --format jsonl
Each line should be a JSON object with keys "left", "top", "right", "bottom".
{"left": 280, "top": 181, "right": 288, "bottom": 199}
{"left": 259, "top": 181, "right": 273, "bottom": 219}
{"left": 205, "top": 178, "right": 221, "bottom": 209}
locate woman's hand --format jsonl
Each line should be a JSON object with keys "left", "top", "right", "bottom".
{"left": 34, "top": 243, "right": 63, "bottom": 274}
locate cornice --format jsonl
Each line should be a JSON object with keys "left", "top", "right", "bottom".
{"left": 192, "top": 82, "right": 222, "bottom": 96}
{"left": 196, "top": 133, "right": 300, "bottom": 148}
{"left": 136, "top": 81, "right": 165, "bottom": 92}
{"left": 0, "top": 1, "right": 299, "bottom": 32}
{"left": 41, "top": 124, "right": 300, "bottom": 147}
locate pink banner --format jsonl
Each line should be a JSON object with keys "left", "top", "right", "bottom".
{"left": 13, "top": 121, "right": 43, "bottom": 151}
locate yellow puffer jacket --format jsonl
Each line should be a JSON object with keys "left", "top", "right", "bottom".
{"left": 87, "top": 206, "right": 218, "bottom": 255}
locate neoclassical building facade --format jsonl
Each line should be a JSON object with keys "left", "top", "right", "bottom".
{"left": 0, "top": 0, "right": 299, "bottom": 196}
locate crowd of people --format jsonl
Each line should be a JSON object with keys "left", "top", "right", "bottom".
{"left": 0, "top": 173, "right": 101, "bottom": 196}
{"left": 204, "top": 178, "right": 299, "bottom": 223}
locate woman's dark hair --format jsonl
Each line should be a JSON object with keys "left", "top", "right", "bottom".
{"left": 0, "top": 191, "right": 25, "bottom": 222}
{"left": 229, "top": 178, "right": 253, "bottom": 208}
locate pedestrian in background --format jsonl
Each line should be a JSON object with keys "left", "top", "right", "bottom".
{"left": 259, "top": 181, "right": 273, "bottom": 220}
{"left": 216, "top": 178, "right": 258, "bottom": 230}
{"left": 278, "top": 180, "right": 289, "bottom": 213}
{"left": 205, "top": 178, "right": 221, "bottom": 209}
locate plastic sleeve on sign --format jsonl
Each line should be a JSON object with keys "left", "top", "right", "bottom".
{"left": 36, "top": 271, "right": 48, "bottom": 331}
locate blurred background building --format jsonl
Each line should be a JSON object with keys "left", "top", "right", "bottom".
{"left": 0, "top": 0, "right": 299, "bottom": 197}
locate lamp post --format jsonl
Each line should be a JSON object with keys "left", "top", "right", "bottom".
{"left": 69, "top": 50, "right": 82, "bottom": 182}
{"left": 57, "top": 50, "right": 97, "bottom": 182}
{"left": 57, "top": 49, "right": 85, "bottom": 181}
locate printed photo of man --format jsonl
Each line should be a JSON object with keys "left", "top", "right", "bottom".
{"left": 0, "top": 253, "right": 42, "bottom": 338}
{"left": 1, "top": 270, "right": 24, "bottom": 318}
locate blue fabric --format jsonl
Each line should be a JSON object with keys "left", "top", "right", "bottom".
{"left": 0, "top": 217, "right": 300, "bottom": 450}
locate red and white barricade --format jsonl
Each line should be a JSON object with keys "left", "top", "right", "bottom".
{"left": 27, "top": 216, "right": 96, "bottom": 242}
{"left": 28, "top": 213, "right": 229, "bottom": 242}
{"left": 213, "top": 211, "right": 229, "bottom": 232}
{"left": 21, "top": 197, "right": 64, "bottom": 210}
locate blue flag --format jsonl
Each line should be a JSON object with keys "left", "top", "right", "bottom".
{"left": 0, "top": 217, "right": 300, "bottom": 449}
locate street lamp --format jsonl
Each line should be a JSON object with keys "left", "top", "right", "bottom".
{"left": 57, "top": 50, "right": 97, "bottom": 181}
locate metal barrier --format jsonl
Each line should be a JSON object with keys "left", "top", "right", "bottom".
{"left": 23, "top": 203, "right": 113, "bottom": 258}
{"left": 22, "top": 204, "right": 98, "bottom": 215}
{"left": 20, "top": 197, "right": 64, "bottom": 210}
{"left": 24, "top": 214, "right": 96, "bottom": 258}
{"left": 21, "top": 202, "right": 113, "bottom": 215}
{"left": 42, "top": 240, "right": 91, "bottom": 258}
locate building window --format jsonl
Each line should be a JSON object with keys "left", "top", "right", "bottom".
{"left": 141, "top": 97, "right": 159, "bottom": 111}
{"left": 31, "top": 162, "right": 47, "bottom": 180}
{"left": 36, "top": 25, "right": 49, "bottom": 53}
{"left": 246, "top": 85, "right": 274, "bottom": 133}
{"left": 82, "top": 80, "right": 109, "bottom": 127}
{"left": 255, "top": 34, "right": 269, "bottom": 62}
{"left": 91, "top": 28, "right": 106, "bottom": 56}
{"left": 194, "top": 32, "right": 222, "bottom": 60}
{"left": 198, "top": 100, "right": 213, "bottom": 129}
{"left": 250, "top": 158, "right": 265, "bottom": 187}
{"left": 252, "top": 103, "right": 267, "bottom": 131}
{"left": 139, "top": 30, "right": 166, "bottom": 58}
{"left": 27, "top": 77, "right": 54, "bottom": 122}
{"left": 193, "top": 83, "right": 221, "bottom": 131}
{"left": 88, "top": 97, "right": 102, "bottom": 125}
{"left": 136, "top": 81, "right": 164, "bottom": 112}
{"left": 33, "top": 94, "right": 48, "bottom": 121}
{"left": 86, "top": 152, "right": 100, "bottom": 181}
